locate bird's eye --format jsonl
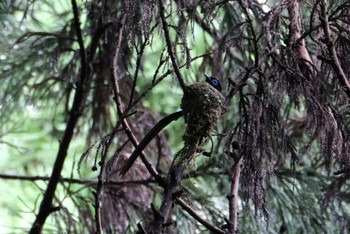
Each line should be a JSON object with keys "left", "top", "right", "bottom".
{"left": 205, "top": 75, "right": 222, "bottom": 92}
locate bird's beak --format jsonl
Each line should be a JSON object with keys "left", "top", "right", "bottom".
{"left": 205, "top": 74, "right": 209, "bottom": 79}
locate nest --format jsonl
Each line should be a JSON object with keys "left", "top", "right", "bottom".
{"left": 181, "top": 82, "right": 225, "bottom": 149}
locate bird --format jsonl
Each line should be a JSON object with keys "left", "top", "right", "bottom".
{"left": 204, "top": 74, "right": 222, "bottom": 92}
{"left": 119, "top": 75, "right": 224, "bottom": 175}
{"left": 179, "top": 75, "right": 224, "bottom": 163}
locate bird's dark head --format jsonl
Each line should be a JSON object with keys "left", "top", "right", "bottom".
{"left": 205, "top": 74, "right": 222, "bottom": 92}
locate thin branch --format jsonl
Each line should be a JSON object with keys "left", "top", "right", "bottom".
{"left": 91, "top": 15, "right": 130, "bottom": 234}
{"left": 14, "top": 31, "right": 75, "bottom": 44}
{"left": 0, "top": 173, "right": 155, "bottom": 185}
{"left": 0, "top": 140, "right": 28, "bottom": 153}
{"left": 119, "top": 110, "right": 183, "bottom": 175}
{"left": 128, "top": 38, "right": 148, "bottom": 108}
{"left": 288, "top": 0, "right": 315, "bottom": 78}
{"left": 228, "top": 155, "right": 243, "bottom": 234}
{"left": 319, "top": 0, "right": 350, "bottom": 92}
{"left": 175, "top": 198, "right": 225, "bottom": 234}
{"left": 29, "top": 1, "right": 88, "bottom": 233}
{"left": 131, "top": 51, "right": 213, "bottom": 108}
{"left": 158, "top": 0, "right": 187, "bottom": 91}
{"left": 93, "top": 126, "right": 124, "bottom": 234}
{"left": 236, "top": 0, "right": 259, "bottom": 66}
{"left": 110, "top": 16, "right": 164, "bottom": 184}
{"left": 128, "top": 23, "right": 160, "bottom": 108}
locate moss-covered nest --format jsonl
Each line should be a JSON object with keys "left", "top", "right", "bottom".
{"left": 181, "top": 82, "right": 225, "bottom": 148}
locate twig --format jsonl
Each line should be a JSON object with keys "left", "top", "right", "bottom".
{"left": 92, "top": 15, "right": 130, "bottom": 234}
{"left": 14, "top": 31, "right": 75, "bottom": 44}
{"left": 109, "top": 16, "right": 163, "bottom": 184}
{"left": 29, "top": 1, "right": 88, "bottom": 233}
{"left": 237, "top": 0, "right": 259, "bottom": 67}
{"left": 131, "top": 52, "right": 213, "bottom": 108}
{"left": 137, "top": 222, "right": 148, "bottom": 234}
{"left": 288, "top": 0, "right": 315, "bottom": 78}
{"left": 119, "top": 110, "right": 183, "bottom": 175}
{"left": 175, "top": 198, "right": 225, "bottom": 234}
{"left": 150, "top": 169, "right": 180, "bottom": 233}
{"left": 0, "top": 173, "right": 156, "bottom": 185}
{"left": 128, "top": 38, "right": 148, "bottom": 108}
{"left": 319, "top": 0, "right": 350, "bottom": 93}
{"left": 93, "top": 126, "right": 126, "bottom": 234}
{"left": 158, "top": 0, "right": 187, "bottom": 91}
{"left": 128, "top": 23, "right": 160, "bottom": 108}
{"left": 228, "top": 155, "right": 244, "bottom": 233}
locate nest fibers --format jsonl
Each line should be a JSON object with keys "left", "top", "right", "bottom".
{"left": 179, "top": 81, "right": 225, "bottom": 161}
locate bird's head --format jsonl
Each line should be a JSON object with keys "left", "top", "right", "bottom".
{"left": 205, "top": 74, "right": 222, "bottom": 92}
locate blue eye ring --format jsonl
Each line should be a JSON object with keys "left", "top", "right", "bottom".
{"left": 205, "top": 74, "right": 222, "bottom": 92}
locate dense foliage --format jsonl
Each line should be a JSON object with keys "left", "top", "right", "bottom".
{"left": 1, "top": 0, "right": 350, "bottom": 233}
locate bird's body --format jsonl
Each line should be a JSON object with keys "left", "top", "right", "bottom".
{"left": 179, "top": 80, "right": 224, "bottom": 161}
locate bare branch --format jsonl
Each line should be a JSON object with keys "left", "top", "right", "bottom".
{"left": 158, "top": 0, "right": 187, "bottom": 91}
{"left": 29, "top": 1, "right": 89, "bottom": 232}
{"left": 288, "top": 0, "right": 315, "bottom": 78}
{"left": 319, "top": 0, "right": 350, "bottom": 92}
{"left": 176, "top": 198, "right": 225, "bottom": 234}
{"left": 110, "top": 16, "right": 163, "bottom": 183}
{"left": 228, "top": 156, "right": 244, "bottom": 233}
{"left": 119, "top": 111, "right": 183, "bottom": 175}
{"left": 0, "top": 173, "right": 155, "bottom": 185}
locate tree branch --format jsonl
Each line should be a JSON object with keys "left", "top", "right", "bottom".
{"left": 149, "top": 164, "right": 184, "bottom": 233}
{"left": 94, "top": 124, "right": 124, "bottom": 234}
{"left": 119, "top": 110, "right": 183, "bottom": 175}
{"left": 0, "top": 173, "right": 155, "bottom": 185}
{"left": 158, "top": 0, "right": 187, "bottom": 91}
{"left": 175, "top": 198, "right": 225, "bottom": 234}
{"left": 109, "top": 16, "right": 164, "bottom": 184}
{"left": 319, "top": 0, "right": 350, "bottom": 93}
{"left": 29, "top": 1, "right": 88, "bottom": 233}
{"left": 228, "top": 155, "right": 243, "bottom": 233}
{"left": 288, "top": 0, "right": 315, "bottom": 78}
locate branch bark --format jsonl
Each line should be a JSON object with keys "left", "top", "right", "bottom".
{"left": 119, "top": 111, "right": 183, "bottom": 175}
{"left": 228, "top": 156, "right": 243, "bottom": 234}
{"left": 109, "top": 16, "right": 163, "bottom": 184}
{"left": 149, "top": 160, "right": 185, "bottom": 233}
{"left": 0, "top": 173, "right": 155, "bottom": 185}
{"left": 319, "top": 0, "right": 350, "bottom": 92}
{"left": 29, "top": 1, "right": 89, "bottom": 232}
{"left": 175, "top": 198, "right": 225, "bottom": 234}
{"left": 288, "top": 0, "right": 315, "bottom": 78}
{"left": 158, "top": 0, "right": 187, "bottom": 91}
